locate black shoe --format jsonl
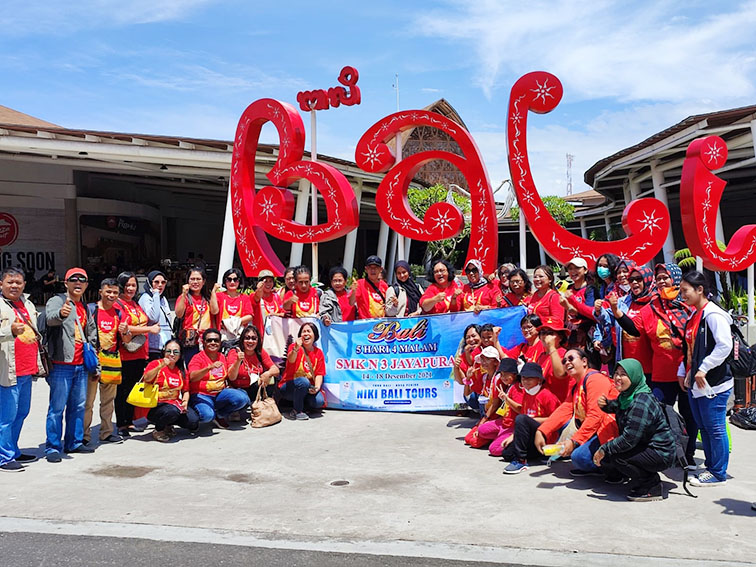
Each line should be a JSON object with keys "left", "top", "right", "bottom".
{"left": 66, "top": 444, "right": 95, "bottom": 454}
{"left": 46, "top": 452, "right": 63, "bottom": 463}
{"left": 16, "top": 454, "right": 38, "bottom": 463}
{"left": 0, "top": 461, "right": 24, "bottom": 472}
{"left": 101, "top": 434, "right": 124, "bottom": 444}
{"left": 627, "top": 484, "right": 664, "bottom": 502}
{"left": 570, "top": 468, "right": 603, "bottom": 478}
{"left": 604, "top": 474, "right": 625, "bottom": 485}
{"left": 118, "top": 428, "right": 131, "bottom": 438}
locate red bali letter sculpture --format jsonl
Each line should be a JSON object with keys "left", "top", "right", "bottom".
{"left": 230, "top": 98, "right": 359, "bottom": 276}
{"left": 680, "top": 135, "right": 756, "bottom": 271}
{"left": 507, "top": 72, "right": 670, "bottom": 264}
{"left": 355, "top": 111, "right": 498, "bottom": 273}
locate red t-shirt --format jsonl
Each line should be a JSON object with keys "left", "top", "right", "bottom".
{"left": 539, "top": 347, "right": 574, "bottom": 403}
{"left": 95, "top": 306, "right": 121, "bottom": 353}
{"left": 66, "top": 301, "right": 87, "bottom": 366}
{"left": 251, "top": 292, "right": 284, "bottom": 340}
{"left": 634, "top": 303, "right": 684, "bottom": 383}
{"left": 684, "top": 307, "right": 704, "bottom": 372}
{"left": 506, "top": 340, "right": 543, "bottom": 363}
{"left": 620, "top": 301, "right": 653, "bottom": 374}
{"left": 498, "top": 382, "right": 525, "bottom": 429}
{"left": 181, "top": 294, "right": 212, "bottom": 333}
{"left": 456, "top": 282, "right": 499, "bottom": 311}
{"left": 285, "top": 288, "right": 320, "bottom": 317}
{"left": 419, "top": 282, "right": 460, "bottom": 314}
{"left": 145, "top": 359, "right": 187, "bottom": 409}
{"left": 527, "top": 289, "right": 565, "bottom": 322}
{"left": 501, "top": 291, "right": 531, "bottom": 307}
{"left": 118, "top": 299, "right": 149, "bottom": 361}
{"left": 521, "top": 386, "right": 560, "bottom": 419}
{"left": 280, "top": 346, "right": 326, "bottom": 386}
{"left": 459, "top": 345, "right": 482, "bottom": 376}
{"left": 187, "top": 350, "right": 228, "bottom": 395}
{"left": 216, "top": 292, "right": 252, "bottom": 322}
{"left": 355, "top": 278, "right": 388, "bottom": 319}
{"left": 333, "top": 289, "right": 356, "bottom": 322}
{"left": 11, "top": 300, "right": 39, "bottom": 376}
{"left": 226, "top": 348, "right": 275, "bottom": 389}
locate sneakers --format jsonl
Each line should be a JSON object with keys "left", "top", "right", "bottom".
{"left": 165, "top": 425, "right": 177, "bottom": 438}
{"left": 152, "top": 430, "right": 170, "bottom": 442}
{"left": 0, "top": 461, "right": 24, "bottom": 472}
{"left": 212, "top": 417, "right": 230, "bottom": 429}
{"left": 689, "top": 471, "right": 726, "bottom": 487}
{"left": 569, "top": 468, "right": 603, "bottom": 477}
{"left": 503, "top": 460, "right": 528, "bottom": 474}
{"left": 604, "top": 474, "right": 626, "bottom": 485}
{"left": 101, "top": 434, "right": 124, "bottom": 444}
{"left": 16, "top": 454, "right": 38, "bottom": 463}
{"left": 66, "top": 444, "right": 95, "bottom": 454}
{"left": 289, "top": 410, "right": 309, "bottom": 421}
{"left": 228, "top": 411, "right": 242, "bottom": 422}
{"left": 46, "top": 451, "right": 63, "bottom": 463}
{"left": 627, "top": 484, "right": 664, "bottom": 502}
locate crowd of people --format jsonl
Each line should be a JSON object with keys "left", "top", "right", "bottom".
{"left": 0, "top": 252, "right": 736, "bottom": 501}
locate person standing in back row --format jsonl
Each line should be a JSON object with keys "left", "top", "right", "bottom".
{"left": 351, "top": 256, "right": 389, "bottom": 319}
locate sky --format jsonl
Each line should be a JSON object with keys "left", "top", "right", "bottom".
{"left": 2, "top": 0, "right": 756, "bottom": 199}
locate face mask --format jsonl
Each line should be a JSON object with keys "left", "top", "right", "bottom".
{"left": 524, "top": 384, "right": 542, "bottom": 395}
{"left": 597, "top": 266, "right": 611, "bottom": 280}
{"left": 619, "top": 283, "right": 631, "bottom": 292}
{"left": 659, "top": 286, "right": 679, "bottom": 301}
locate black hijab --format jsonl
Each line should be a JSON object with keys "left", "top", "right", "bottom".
{"left": 394, "top": 261, "right": 422, "bottom": 313}
{"left": 144, "top": 270, "right": 167, "bottom": 295}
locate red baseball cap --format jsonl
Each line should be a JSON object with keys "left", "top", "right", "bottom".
{"left": 537, "top": 316, "right": 568, "bottom": 333}
{"left": 64, "top": 267, "right": 87, "bottom": 280}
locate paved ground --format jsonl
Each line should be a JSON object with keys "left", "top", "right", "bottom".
{"left": 1, "top": 384, "right": 755, "bottom": 566}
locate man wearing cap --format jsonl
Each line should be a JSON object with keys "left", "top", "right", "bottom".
{"left": 350, "top": 256, "right": 389, "bottom": 319}
{"left": 44, "top": 268, "right": 98, "bottom": 463}
{"left": 503, "top": 362, "right": 561, "bottom": 474}
{"left": 252, "top": 269, "right": 285, "bottom": 340}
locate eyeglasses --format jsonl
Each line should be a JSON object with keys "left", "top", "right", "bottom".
{"left": 165, "top": 349, "right": 180, "bottom": 355}
{"left": 244, "top": 336, "right": 258, "bottom": 342}
{"left": 153, "top": 279, "right": 166, "bottom": 285}
{"left": 225, "top": 276, "right": 239, "bottom": 282}
{"left": 67, "top": 276, "right": 88, "bottom": 283}
{"left": 204, "top": 337, "right": 221, "bottom": 344}
{"left": 561, "top": 355, "right": 579, "bottom": 364}
{"left": 628, "top": 276, "right": 644, "bottom": 283}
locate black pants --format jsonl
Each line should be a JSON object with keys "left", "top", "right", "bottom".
{"left": 147, "top": 403, "right": 200, "bottom": 432}
{"left": 115, "top": 359, "right": 146, "bottom": 428}
{"left": 602, "top": 445, "right": 671, "bottom": 492}
{"left": 502, "top": 414, "right": 544, "bottom": 462}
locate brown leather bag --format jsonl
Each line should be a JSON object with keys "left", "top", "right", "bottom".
{"left": 250, "top": 385, "right": 281, "bottom": 428}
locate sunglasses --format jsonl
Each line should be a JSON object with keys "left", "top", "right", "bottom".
{"left": 561, "top": 355, "right": 579, "bottom": 365}
{"left": 152, "top": 279, "right": 167, "bottom": 285}
{"left": 225, "top": 276, "right": 239, "bottom": 282}
{"left": 465, "top": 268, "right": 478, "bottom": 274}
{"left": 165, "top": 349, "right": 180, "bottom": 355}
{"left": 628, "top": 276, "right": 644, "bottom": 283}
{"left": 204, "top": 337, "right": 221, "bottom": 344}
{"left": 67, "top": 276, "right": 88, "bottom": 283}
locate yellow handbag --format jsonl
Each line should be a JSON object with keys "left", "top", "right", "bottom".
{"left": 127, "top": 380, "right": 158, "bottom": 408}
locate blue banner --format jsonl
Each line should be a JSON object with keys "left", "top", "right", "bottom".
{"left": 321, "top": 307, "right": 526, "bottom": 411}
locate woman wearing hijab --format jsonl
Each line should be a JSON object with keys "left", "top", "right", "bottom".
{"left": 594, "top": 260, "right": 654, "bottom": 377}
{"left": 385, "top": 261, "right": 423, "bottom": 317}
{"left": 455, "top": 259, "right": 499, "bottom": 313}
{"left": 594, "top": 358, "right": 676, "bottom": 501}
{"left": 614, "top": 263, "right": 697, "bottom": 466}
{"left": 139, "top": 270, "right": 173, "bottom": 361}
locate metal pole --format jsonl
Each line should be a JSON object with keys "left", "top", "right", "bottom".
{"left": 519, "top": 211, "right": 526, "bottom": 269}
{"left": 310, "top": 108, "right": 319, "bottom": 282}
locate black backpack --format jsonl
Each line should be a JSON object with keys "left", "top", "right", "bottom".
{"left": 658, "top": 400, "right": 696, "bottom": 498}
{"left": 730, "top": 406, "right": 756, "bottom": 430}
{"left": 728, "top": 324, "right": 756, "bottom": 378}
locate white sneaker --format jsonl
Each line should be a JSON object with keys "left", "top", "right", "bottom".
{"left": 688, "top": 471, "right": 725, "bottom": 487}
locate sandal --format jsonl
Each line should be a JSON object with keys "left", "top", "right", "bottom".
{"left": 152, "top": 430, "right": 170, "bottom": 442}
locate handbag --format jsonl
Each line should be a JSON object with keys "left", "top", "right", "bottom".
{"left": 73, "top": 315, "right": 98, "bottom": 373}
{"left": 127, "top": 379, "right": 159, "bottom": 408}
{"left": 98, "top": 350, "right": 122, "bottom": 384}
{"left": 250, "top": 384, "right": 281, "bottom": 428}
{"left": 4, "top": 299, "right": 50, "bottom": 377}
{"left": 122, "top": 333, "right": 147, "bottom": 353}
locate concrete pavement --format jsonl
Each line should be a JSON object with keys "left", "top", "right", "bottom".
{"left": 1, "top": 383, "right": 755, "bottom": 566}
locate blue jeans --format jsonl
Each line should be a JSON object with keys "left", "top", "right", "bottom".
{"left": 464, "top": 391, "right": 486, "bottom": 418}
{"left": 46, "top": 364, "right": 88, "bottom": 454}
{"left": 571, "top": 434, "right": 601, "bottom": 472}
{"left": 689, "top": 388, "right": 730, "bottom": 481}
{"left": 279, "top": 377, "right": 325, "bottom": 413}
{"left": 0, "top": 375, "right": 33, "bottom": 465}
{"left": 190, "top": 389, "right": 250, "bottom": 423}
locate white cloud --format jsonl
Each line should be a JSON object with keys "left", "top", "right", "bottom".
{"left": 417, "top": 0, "right": 756, "bottom": 104}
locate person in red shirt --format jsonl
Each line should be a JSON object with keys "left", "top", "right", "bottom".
{"left": 277, "top": 266, "right": 297, "bottom": 302}
{"left": 215, "top": 268, "right": 253, "bottom": 344}
{"left": 456, "top": 259, "right": 499, "bottom": 313}
{"left": 453, "top": 324, "right": 482, "bottom": 387}
{"left": 187, "top": 328, "right": 249, "bottom": 428}
{"left": 282, "top": 266, "right": 320, "bottom": 318}
{"left": 560, "top": 257, "right": 597, "bottom": 348}
{"left": 502, "top": 362, "right": 561, "bottom": 473}
{"left": 537, "top": 317, "right": 571, "bottom": 403}
{"left": 1, "top": 267, "right": 43, "bottom": 471}
{"left": 252, "top": 269, "right": 285, "bottom": 337}
{"left": 279, "top": 322, "right": 325, "bottom": 420}
{"left": 350, "top": 255, "right": 388, "bottom": 320}
{"left": 528, "top": 265, "right": 565, "bottom": 323}
{"left": 419, "top": 259, "right": 461, "bottom": 314}
{"left": 476, "top": 358, "right": 524, "bottom": 455}
{"left": 143, "top": 339, "right": 198, "bottom": 441}
{"left": 83, "top": 278, "right": 126, "bottom": 446}
{"left": 500, "top": 268, "right": 532, "bottom": 308}
{"left": 505, "top": 314, "right": 543, "bottom": 363}
{"left": 175, "top": 268, "right": 220, "bottom": 365}
{"left": 463, "top": 345, "right": 500, "bottom": 420}
{"left": 227, "top": 324, "right": 280, "bottom": 407}
{"left": 320, "top": 266, "right": 356, "bottom": 325}
{"left": 115, "top": 271, "right": 159, "bottom": 437}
